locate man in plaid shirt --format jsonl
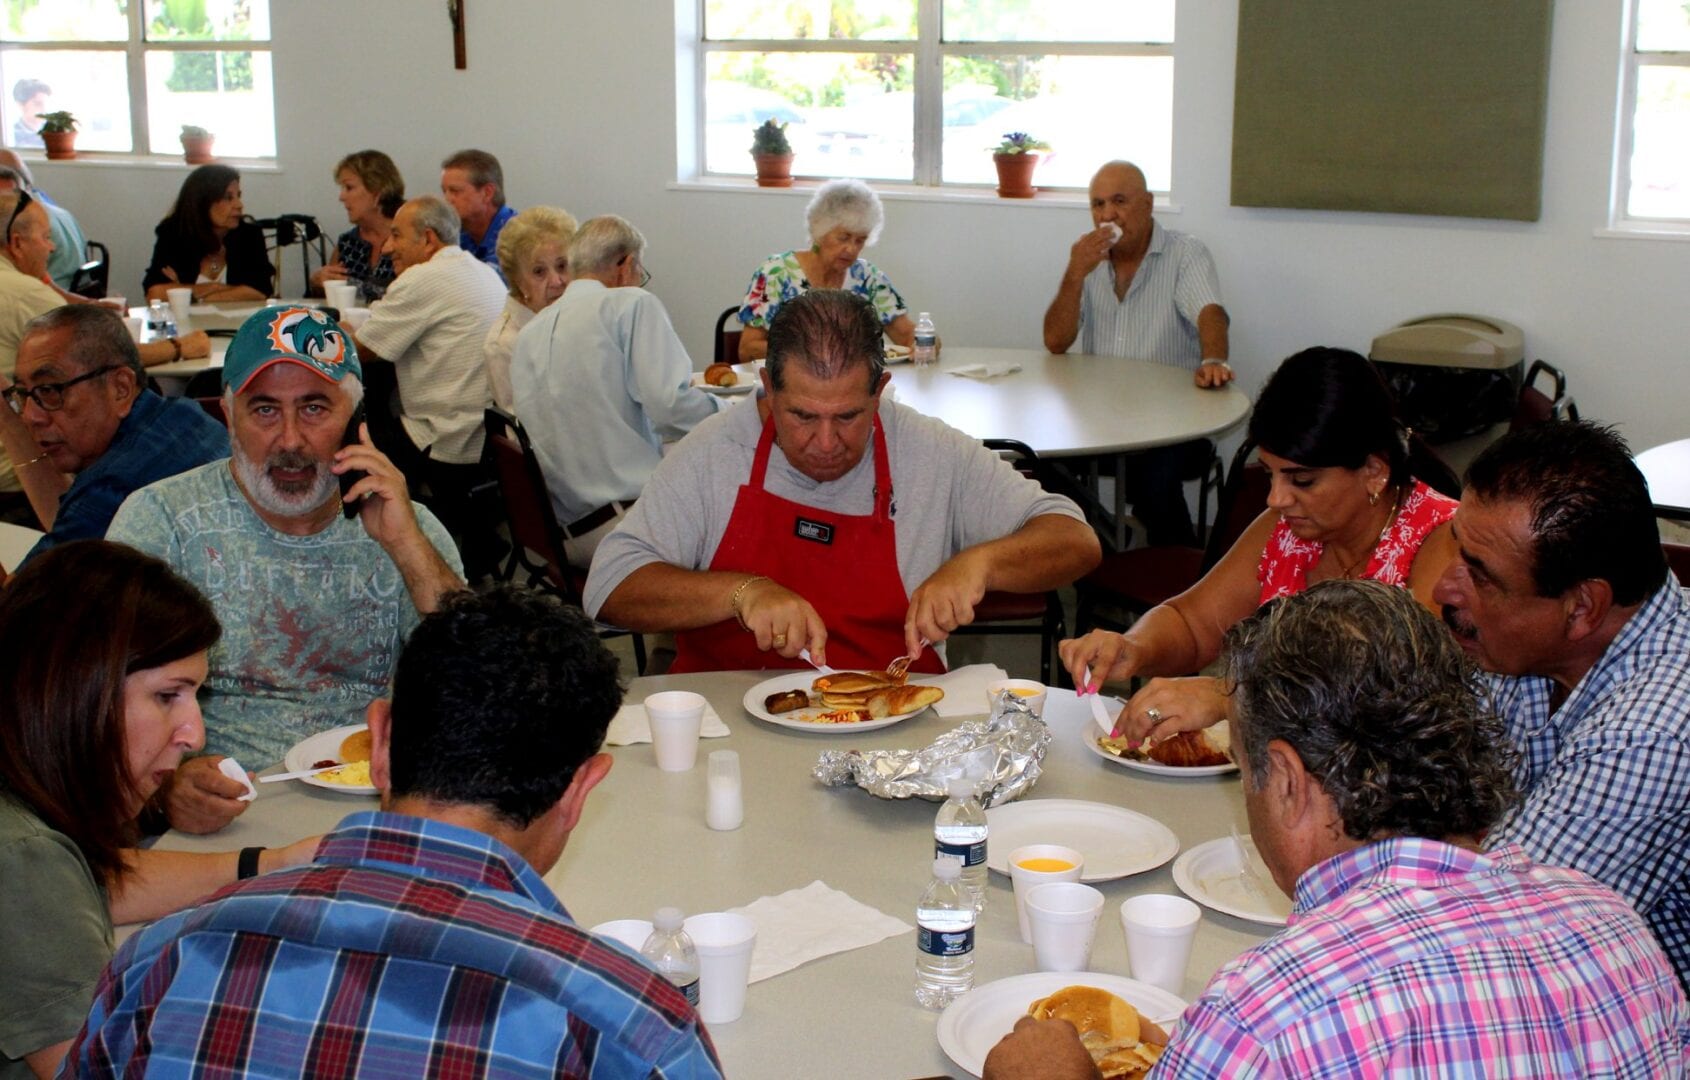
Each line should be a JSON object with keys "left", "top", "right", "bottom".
{"left": 1435, "top": 421, "right": 1690, "bottom": 991}
{"left": 986, "top": 581, "right": 1690, "bottom": 1078}
{"left": 61, "top": 588, "right": 723, "bottom": 1079}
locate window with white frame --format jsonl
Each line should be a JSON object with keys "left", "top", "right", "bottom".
{"left": 1615, "top": 0, "right": 1690, "bottom": 225}
{"left": 697, "top": 0, "right": 1174, "bottom": 191}
{"left": 1, "top": 0, "right": 274, "bottom": 159}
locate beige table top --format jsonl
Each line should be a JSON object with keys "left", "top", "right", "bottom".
{"left": 155, "top": 670, "right": 1274, "bottom": 1078}
{"left": 137, "top": 301, "right": 324, "bottom": 385}
{"left": 887, "top": 348, "right": 1250, "bottom": 458}
{"left": 0, "top": 521, "right": 43, "bottom": 571}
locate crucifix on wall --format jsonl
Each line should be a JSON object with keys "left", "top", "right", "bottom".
{"left": 448, "top": 0, "right": 467, "bottom": 69}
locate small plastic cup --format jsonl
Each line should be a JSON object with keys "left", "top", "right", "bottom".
{"left": 123, "top": 316, "right": 144, "bottom": 344}
{"left": 1119, "top": 893, "right": 1201, "bottom": 994}
{"left": 325, "top": 281, "right": 358, "bottom": 312}
{"left": 687, "top": 911, "right": 758, "bottom": 1024}
{"left": 986, "top": 678, "right": 1048, "bottom": 718}
{"left": 645, "top": 691, "right": 706, "bottom": 771}
{"left": 706, "top": 749, "right": 743, "bottom": 830}
{"left": 166, "top": 286, "right": 193, "bottom": 326}
{"left": 1025, "top": 881, "right": 1105, "bottom": 972}
{"left": 1008, "top": 844, "right": 1084, "bottom": 943}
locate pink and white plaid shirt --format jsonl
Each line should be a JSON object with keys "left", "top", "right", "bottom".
{"left": 1154, "top": 838, "right": 1690, "bottom": 1078}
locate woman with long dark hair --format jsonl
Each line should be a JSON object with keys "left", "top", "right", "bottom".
{"left": 1061, "top": 346, "right": 1461, "bottom": 742}
{"left": 0, "top": 541, "right": 315, "bottom": 1077}
{"left": 142, "top": 163, "right": 272, "bottom": 302}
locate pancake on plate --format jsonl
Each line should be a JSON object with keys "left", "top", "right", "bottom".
{"left": 1027, "top": 985, "right": 1166, "bottom": 1079}
{"left": 339, "top": 728, "right": 372, "bottom": 763}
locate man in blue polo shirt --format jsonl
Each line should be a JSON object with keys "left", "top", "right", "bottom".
{"left": 0, "top": 305, "right": 225, "bottom": 562}
{"left": 441, "top": 148, "right": 516, "bottom": 280}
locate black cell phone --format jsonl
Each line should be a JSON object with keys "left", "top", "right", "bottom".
{"left": 339, "top": 402, "right": 368, "bottom": 519}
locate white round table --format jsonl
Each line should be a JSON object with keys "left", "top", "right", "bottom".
{"left": 0, "top": 521, "right": 43, "bottom": 572}
{"left": 151, "top": 670, "right": 1274, "bottom": 1080}
{"left": 1637, "top": 438, "right": 1690, "bottom": 522}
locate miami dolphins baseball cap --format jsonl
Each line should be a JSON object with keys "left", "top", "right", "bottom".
{"left": 222, "top": 304, "right": 363, "bottom": 394}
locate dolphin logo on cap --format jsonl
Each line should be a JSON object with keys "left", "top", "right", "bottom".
{"left": 264, "top": 307, "right": 348, "bottom": 372}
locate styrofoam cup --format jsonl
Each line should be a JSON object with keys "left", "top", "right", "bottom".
{"left": 325, "top": 281, "right": 358, "bottom": 312}
{"left": 645, "top": 691, "right": 706, "bottom": 771}
{"left": 1025, "top": 881, "right": 1104, "bottom": 972}
{"left": 687, "top": 911, "right": 757, "bottom": 1024}
{"left": 123, "top": 316, "right": 144, "bottom": 343}
{"left": 986, "top": 678, "right": 1048, "bottom": 718}
{"left": 1119, "top": 893, "right": 1201, "bottom": 994}
{"left": 1008, "top": 844, "right": 1084, "bottom": 943}
{"left": 166, "top": 286, "right": 193, "bottom": 325}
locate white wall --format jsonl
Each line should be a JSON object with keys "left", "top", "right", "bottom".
{"left": 30, "top": 0, "right": 1690, "bottom": 449}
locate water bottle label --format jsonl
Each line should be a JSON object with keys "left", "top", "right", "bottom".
{"left": 936, "top": 838, "right": 986, "bottom": 868}
{"left": 676, "top": 977, "right": 700, "bottom": 1006}
{"left": 918, "top": 925, "right": 974, "bottom": 958}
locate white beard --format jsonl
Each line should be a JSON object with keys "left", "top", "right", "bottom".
{"left": 231, "top": 447, "right": 338, "bottom": 519}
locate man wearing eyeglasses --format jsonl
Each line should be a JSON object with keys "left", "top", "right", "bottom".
{"left": 509, "top": 214, "right": 723, "bottom": 568}
{"left": 0, "top": 305, "right": 226, "bottom": 564}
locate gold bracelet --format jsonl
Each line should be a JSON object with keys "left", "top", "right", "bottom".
{"left": 729, "top": 575, "right": 769, "bottom": 631}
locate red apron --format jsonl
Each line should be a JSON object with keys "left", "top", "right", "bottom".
{"left": 671, "top": 413, "right": 945, "bottom": 675}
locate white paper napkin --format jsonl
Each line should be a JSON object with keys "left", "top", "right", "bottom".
{"left": 218, "top": 756, "right": 257, "bottom": 802}
{"left": 729, "top": 880, "right": 912, "bottom": 983}
{"left": 605, "top": 702, "right": 731, "bottom": 746}
{"left": 927, "top": 663, "right": 1012, "bottom": 717}
{"left": 947, "top": 362, "right": 1022, "bottom": 380}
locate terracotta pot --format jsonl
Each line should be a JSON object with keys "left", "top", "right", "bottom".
{"left": 181, "top": 135, "right": 215, "bottom": 165}
{"left": 752, "top": 152, "right": 794, "bottom": 188}
{"left": 993, "top": 152, "right": 1040, "bottom": 198}
{"left": 42, "top": 130, "right": 77, "bottom": 161}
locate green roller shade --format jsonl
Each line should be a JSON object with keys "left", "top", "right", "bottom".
{"left": 1231, "top": 0, "right": 1554, "bottom": 221}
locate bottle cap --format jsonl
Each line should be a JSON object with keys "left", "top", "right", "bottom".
{"left": 918, "top": 311, "right": 931, "bottom": 320}
{"left": 652, "top": 906, "right": 685, "bottom": 932}
{"left": 933, "top": 856, "right": 962, "bottom": 880}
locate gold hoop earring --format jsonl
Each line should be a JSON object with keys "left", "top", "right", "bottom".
{"left": 1368, "top": 489, "right": 1380, "bottom": 506}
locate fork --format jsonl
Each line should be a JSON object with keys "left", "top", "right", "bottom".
{"left": 1230, "top": 824, "right": 1271, "bottom": 906}
{"left": 886, "top": 638, "right": 931, "bottom": 680}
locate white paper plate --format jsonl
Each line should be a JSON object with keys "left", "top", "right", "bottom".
{"left": 936, "top": 971, "right": 1186, "bottom": 1079}
{"left": 1171, "top": 836, "right": 1292, "bottom": 926}
{"left": 690, "top": 361, "right": 761, "bottom": 394}
{"left": 742, "top": 670, "right": 938, "bottom": 733}
{"left": 985, "top": 799, "right": 1178, "bottom": 882}
{"left": 281, "top": 724, "right": 377, "bottom": 795}
{"left": 884, "top": 344, "right": 912, "bottom": 364}
{"left": 1081, "top": 725, "right": 1239, "bottom": 778}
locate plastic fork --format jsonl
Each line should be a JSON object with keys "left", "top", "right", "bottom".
{"left": 886, "top": 638, "right": 930, "bottom": 680}
{"left": 1231, "top": 824, "right": 1271, "bottom": 906}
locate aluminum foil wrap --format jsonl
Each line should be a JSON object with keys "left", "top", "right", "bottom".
{"left": 812, "top": 690, "right": 1050, "bottom": 805}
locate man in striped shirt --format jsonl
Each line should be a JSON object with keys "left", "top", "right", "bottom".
{"left": 62, "top": 588, "right": 723, "bottom": 1079}
{"left": 1043, "top": 160, "right": 1231, "bottom": 546}
{"left": 986, "top": 581, "right": 1690, "bottom": 1078}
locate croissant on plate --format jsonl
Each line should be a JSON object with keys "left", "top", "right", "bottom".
{"left": 865, "top": 684, "right": 945, "bottom": 718}
{"left": 1145, "top": 728, "right": 1231, "bottom": 768}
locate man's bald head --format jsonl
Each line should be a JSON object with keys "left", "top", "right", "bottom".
{"left": 1088, "top": 160, "right": 1153, "bottom": 254}
{"left": 1093, "top": 160, "right": 1147, "bottom": 194}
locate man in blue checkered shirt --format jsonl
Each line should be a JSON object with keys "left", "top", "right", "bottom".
{"left": 62, "top": 588, "right": 723, "bottom": 1079}
{"left": 1436, "top": 420, "right": 1690, "bottom": 990}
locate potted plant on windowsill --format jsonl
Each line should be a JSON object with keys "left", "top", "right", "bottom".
{"left": 993, "top": 132, "right": 1050, "bottom": 198}
{"left": 38, "top": 111, "right": 78, "bottom": 160}
{"left": 751, "top": 118, "right": 794, "bottom": 188}
{"left": 181, "top": 125, "right": 215, "bottom": 164}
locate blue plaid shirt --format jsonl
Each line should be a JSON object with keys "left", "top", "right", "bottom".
{"left": 62, "top": 812, "right": 722, "bottom": 1079}
{"left": 1487, "top": 581, "right": 1690, "bottom": 990}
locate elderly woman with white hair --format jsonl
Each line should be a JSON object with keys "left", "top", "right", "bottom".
{"left": 484, "top": 206, "right": 578, "bottom": 411}
{"left": 735, "top": 178, "right": 922, "bottom": 362}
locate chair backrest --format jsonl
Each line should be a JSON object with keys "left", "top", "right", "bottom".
{"left": 193, "top": 396, "right": 227, "bottom": 424}
{"left": 1200, "top": 440, "right": 1270, "bottom": 572}
{"left": 254, "top": 213, "right": 326, "bottom": 297}
{"left": 982, "top": 438, "right": 1092, "bottom": 509}
{"left": 713, "top": 306, "right": 742, "bottom": 367}
{"left": 70, "top": 239, "right": 109, "bottom": 298}
{"left": 183, "top": 369, "right": 224, "bottom": 400}
{"left": 1666, "top": 542, "right": 1690, "bottom": 588}
{"left": 484, "top": 407, "right": 576, "bottom": 599}
{"left": 1511, "top": 359, "right": 1579, "bottom": 431}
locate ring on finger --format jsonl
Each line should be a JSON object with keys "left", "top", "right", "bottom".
{"left": 772, "top": 634, "right": 787, "bottom": 647}
{"left": 1145, "top": 707, "right": 1163, "bottom": 723}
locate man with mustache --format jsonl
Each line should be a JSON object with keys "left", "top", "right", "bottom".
{"left": 1434, "top": 420, "right": 1690, "bottom": 989}
{"left": 108, "top": 306, "right": 463, "bottom": 835}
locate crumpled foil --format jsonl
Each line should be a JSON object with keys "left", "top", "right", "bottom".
{"left": 812, "top": 690, "right": 1050, "bottom": 805}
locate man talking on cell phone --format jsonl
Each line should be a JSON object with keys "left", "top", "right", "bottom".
{"left": 107, "top": 305, "right": 464, "bottom": 836}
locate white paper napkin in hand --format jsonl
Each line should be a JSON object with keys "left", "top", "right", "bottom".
{"left": 947, "top": 362, "right": 1022, "bottom": 380}
{"left": 926, "top": 663, "right": 1012, "bottom": 717}
{"left": 218, "top": 756, "right": 257, "bottom": 802}
{"left": 605, "top": 702, "right": 732, "bottom": 746}
{"left": 730, "top": 880, "right": 912, "bottom": 983}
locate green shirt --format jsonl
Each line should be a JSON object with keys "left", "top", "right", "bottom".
{"left": 0, "top": 792, "right": 112, "bottom": 1077}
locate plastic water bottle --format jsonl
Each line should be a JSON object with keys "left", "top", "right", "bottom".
{"left": 641, "top": 907, "right": 700, "bottom": 1007}
{"left": 915, "top": 856, "right": 975, "bottom": 1008}
{"left": 912, "top": 312, "right": 937, "bottom": 365}
{"left": 934, "top": 777, "right": 987, "bottom": 912}
{"left": 146, "top": 299, "right": 177, "bottom": 338}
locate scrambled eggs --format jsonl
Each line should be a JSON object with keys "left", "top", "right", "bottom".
{"left": 319, "top": 760, "right": 372, "bottom": 786}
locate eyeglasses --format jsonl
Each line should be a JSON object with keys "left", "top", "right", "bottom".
{"left": 620, "top": 253, "right": 652, "bottom": 289}
{"left": 3, "top": 188, "right": 32, "bottom": 243}
{"left": 3, "top": 365, "right": 120, "bottom": 413}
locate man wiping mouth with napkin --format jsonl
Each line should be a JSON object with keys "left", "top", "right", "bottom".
{"left": 586, "top": 289, "right": 1099, "bottom": 674}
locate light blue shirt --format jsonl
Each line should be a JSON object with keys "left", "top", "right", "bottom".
{"left": 1079, "top": 220, "right": 1223, "bottom": 368}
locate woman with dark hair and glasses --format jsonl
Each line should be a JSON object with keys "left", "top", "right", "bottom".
{"left": 142, "top": 163, "right": 273, "bottom": 303}
{"left": 1061, "top": 346, "right": 1462, "bottom": 744}
{"left": 0, "top": 541, "right": 317, "bottom": 1077}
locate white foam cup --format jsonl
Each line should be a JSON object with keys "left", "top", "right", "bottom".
{"left": 1119, "top": 893, "right": 1201, "bottom": 994}
{"left": 325, "top": 281, "right": 358, "bottom": 312}
{"left": 685, "top": 912, "right": 757, "bottom": 1024}
{"left": 123, "top": 316, "right": 144, "bottom": 343}
{"left": 1008, "top": 844, "right": 1084, "bottom": 943}
{"left": 1025, "top": 881, "right": 1105, "bottom": 972}
{"left": 166, "top": 286, "right": 193, "bottom": 326}
{"left": 986, "top": 678, "right": 1048, "bottom": 718}
{"left": 706, "top": 749, "right": 743, "bottom": 830}
{"left": 645, "top": 691, "right": 706, "bottom": 771}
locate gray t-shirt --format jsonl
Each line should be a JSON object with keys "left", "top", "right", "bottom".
{"left": 108, "top": 461, "right": 462, "bottom": 766}
{"left": 583, "top": 394, "right": 1086, "bottom": 617}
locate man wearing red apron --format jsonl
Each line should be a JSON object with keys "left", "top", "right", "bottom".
{"left": 586, "top": 290, "right": 1101, "bottom": 673}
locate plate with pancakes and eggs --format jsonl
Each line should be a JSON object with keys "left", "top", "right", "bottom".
{"left": 1084, "top": 721, "right": 1238, "bottom": 778}
{"left": 937, "top": 974, "right": 1183, "bottom": 1078}
{"left": 742, "top": 668, "right": 944, "bottom": 732}
{"left": 282, "top": 724, "right": 377, "bottom": 795}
